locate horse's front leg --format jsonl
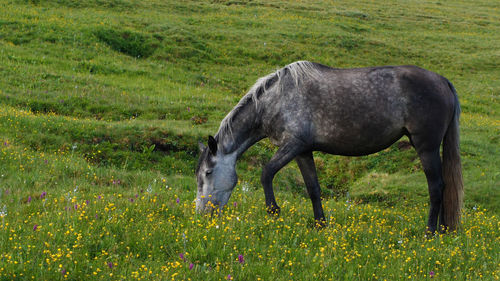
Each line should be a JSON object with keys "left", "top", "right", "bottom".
{"left": 261, "top": 140, "right": 304, "bottom": 217}
{"left": 295, "top": 151, "right": 326, "bottom": 227}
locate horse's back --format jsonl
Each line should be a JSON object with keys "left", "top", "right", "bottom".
{"left": 261, "top": 63, "right": 456, "bottom": 156}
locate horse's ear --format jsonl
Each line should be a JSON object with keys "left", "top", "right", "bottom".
{"left": 207, "top": 135, "right": 217, "bottom": 155}
{"left": 198, "top": 141, "right": 206, "bottom": 153}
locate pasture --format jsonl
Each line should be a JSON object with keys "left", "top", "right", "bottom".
{"left": 0, "top": 0, "right": 498, "bottom": 280}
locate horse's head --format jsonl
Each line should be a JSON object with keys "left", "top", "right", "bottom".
{"left": 195, "top": 136, "right": 237, "bottom": 214}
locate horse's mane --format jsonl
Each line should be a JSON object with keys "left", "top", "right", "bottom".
{"left": 216, "top": 61, "right": 321, "bottom": 145}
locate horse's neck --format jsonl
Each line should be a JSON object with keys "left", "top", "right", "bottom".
{"left": 216, "top": 103, "right": 265, "bottom": 159}
{"left": 216, "top": 123, "right": 264, "bottom": 159}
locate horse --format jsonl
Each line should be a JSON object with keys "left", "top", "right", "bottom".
{"left": 195, "top": 61, "right": 463, "bottom": 233}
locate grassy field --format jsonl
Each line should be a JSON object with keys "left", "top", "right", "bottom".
{"left": 0, "top": 0, "right": 499, "bottom": 280}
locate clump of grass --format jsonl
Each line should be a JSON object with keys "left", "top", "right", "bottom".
{"left": 94, "top": 27, "right": 158, "bottom": 58}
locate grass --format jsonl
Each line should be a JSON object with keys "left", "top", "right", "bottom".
{"left": 1, "top": 183, "right": 498, "bottom": 280}
{"left": 0, "top": 0, "right": 499, "bottom": 280}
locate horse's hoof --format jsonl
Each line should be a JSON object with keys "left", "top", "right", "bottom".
{"left": 267, "top": 205, "right": 281, "bottom": 217}
{"left": 425, "top": 228, "right": 438, "bottom": 239}
{"left": 438, "top": 224, "right": 449, "bottom": 234}
{"left": 315, "top": 219, "right": 327, "bottom": 229}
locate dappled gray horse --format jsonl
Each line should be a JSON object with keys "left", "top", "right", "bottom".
{"left": 196, "top": 61, "right": 463, "bottom": 233}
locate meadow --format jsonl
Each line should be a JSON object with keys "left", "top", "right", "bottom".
{"left": 0, "top": 0, "right": 499, "bottom": 280}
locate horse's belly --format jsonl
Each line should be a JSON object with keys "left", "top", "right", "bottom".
{"left": 313, "top": 127, "right": 405, "bottom": 156}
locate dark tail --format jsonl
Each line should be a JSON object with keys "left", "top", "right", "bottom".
{"left": 442, "top": 81, "right": 464, "bottom": 232}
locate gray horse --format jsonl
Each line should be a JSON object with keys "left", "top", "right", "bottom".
{"left": 196, "top": 61, "right": 463, "bottom": 233}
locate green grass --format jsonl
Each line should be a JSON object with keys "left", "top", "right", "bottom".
{"left": 0, "top": 0, "right": 499, "bottom": 280}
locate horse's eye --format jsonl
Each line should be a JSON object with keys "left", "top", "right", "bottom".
{"left": 205, "top": 170, "right": 212, "bottom": 176}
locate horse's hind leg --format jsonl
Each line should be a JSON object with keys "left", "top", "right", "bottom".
{"left": 415, "top": 144, "right": 445, "bottom": 234}
{"left": 295, "top": 151, "right": 326, "bottom": 226}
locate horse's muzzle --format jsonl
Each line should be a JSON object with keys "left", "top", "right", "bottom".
{"left": 195, "top": 198, "right": 220, "bottom": 215}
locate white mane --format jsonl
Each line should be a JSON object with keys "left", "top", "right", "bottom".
{"left": 217, "top": 61, "right": 322, "bottom": 142}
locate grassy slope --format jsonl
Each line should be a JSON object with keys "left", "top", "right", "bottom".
{"left": 0, "top": 0, "right": 498, "bottom": 280}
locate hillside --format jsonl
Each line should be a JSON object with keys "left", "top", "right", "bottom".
{"left": 0, "top": 0, "right": 498, "bottom": 280}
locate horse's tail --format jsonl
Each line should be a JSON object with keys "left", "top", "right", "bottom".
{"left": 442, "top": 80, "right": 464, "bottom": 232}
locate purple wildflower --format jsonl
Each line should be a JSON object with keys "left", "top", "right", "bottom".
{"left": 74, "top": 204, "right": 78, "bottom": 210}
{"left": 61, "top": 269, "right": 66, "bottom": 275}
{"left": 33, "top": 224, "right": 38, "bottom": 231}
{"left": 430, "top": 271, "right": 435, "bottom": 278}
{"left": 238, "top": 254, "right": 244, "bottom": 264}
{"left": 189, "top": 263, "right": 194, "bottom": 270}
{"left": 179, "top": 253, "right": 185, "bottom": 261}
{"left": 86, "top": 200, "right": 89, "bottom": 205}
{"left": 28, "top": 196, "right": 32, "bottom": 203}
{"left": 233, "top": 202, "right": 237, "bottom": 208}
{"left": 40, "top": 192, "right": 46, "bottom": 199}
{"left": 98, "top": 195, "right": 102, "bottom": 200}
{"left": 176, "top": 197, "right": 180, "bottom": 204}
{"left": 107, "top": 262, "right": 113, "bottom": 269}
{"left": 227, "top": 274, "right": 232, "bottom": 280}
